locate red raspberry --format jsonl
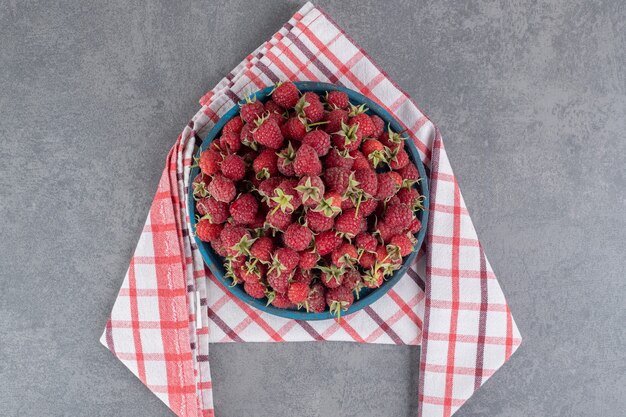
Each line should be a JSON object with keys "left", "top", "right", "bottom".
{"left": 195, "top": 220, "right": 223, "bottom": 242}
{"left": 358, "top": 252, "right": 376, "bottom": 269}
{"left": 370, "top": 115, "right": 385, "bottom": 138}
{"left": 270, "top": 247, "right": 300, "bottom": 276}
{"left": 250, "top": 236, "right": 275, "bottom": 263}
{"left": 220, "top": 131, "right": 241, "bottom": 153}
{"left": 281, "top": 116, "right": 307, "bottom": 141}
{"left": 192, "top": 173, "right": 211, "bottom": 199}
{"left": 305, "top": 209, "right": 334, "bottom": 233}
{"left": 384, "top": 203, "right": 414, "bottom": 229}
{"left": 397, "top": 187, "right": 424, "bottom": 210}
{"left": 355, "top": 233, "right": 377, "bottom": 253}
{"left": 240, "top": 123, "right": 255, "bottom": 147}
{"left": 207, "top": 175, "right": 236, "bottom": 203}
{"left": 265, "top": 209, "right": 292, "bottom": 232}
{"left": 253, "top": 119, "right": 284, "bottom": 149}
{"left": 348, "top": 113, "right": 375, "bottom": 138}
{"left": 229, "top": 194, "right": 259, "bottom": 225}
{"left": 332, "top": 122, "right": 362, "bottom": 152}
{"left": 293, "top": 144, "right": 322, "bottom": 177}
{"left": 358, "top": 199, "right": 378, "bottom": 217}
{"left": 325, "top": 91, "right": 349, "bottom": 110}
{"left": 298, "top": 251, "right": 319, "bottom": 270}
{"left": 287, "top": 281, "right": 310, "bottom": 304}
{"left": 277, "top": 142, "right": 297, "bottom": 177}
{"left": 375, "top": 220, "right": 398, "bottom": 243}
{"left": 244, "top": 281, "right": 266, "bottom": 299}
{"left": 271, "top": 81, "right": 300, "bottom": 108}
{"left": 324, "top": 167, "right": 350, "bottom": 194}
{"left": 325, "top": 147, "right": 354, "bottom": 170}
{"left": 219, "top": 224, "right": 251, "bottom": 256}
{"left": 264, "top": 99, "right": 284, "bottom": 115}
{"left": 315, "top": 230, "right": 342, "bottom": 256}
{"left": 220, "top": 154, "right": 246, "bottom": 181}
{"left": 292, "top": 268, "right": 314, "bottom": 284}
{"left": 239, "top": 260, "right": 266, "bottom": 283}
{"left": 331, "top": 243, "right": 358, "bottom": 268}
{"left": 312, "top": 191, "right": 343, "bottom": 218}
{"left": 257, "top": 176, "right": 283, "bottom": 200}
{"left": 302, "top": 129, "right": 331, "bottom": 156}
{"left": 222, "top": 117, "right": 244, "bottom": 135}
{"left": 269, "top": 179, "right": 301, "bottom": 213}
{"left": 196, "top": 197, "right": 229, "bottom": 224}
{"left": 240, "top": 99, "right": 264, "bottom": 124}
{"left": 389, "top": 234, "right": 414, "bottom": 257}
{"left": 320, "top": 264, "right": 345, "bottom": 289}
{"left": 267, "top": 268, "right": 290, "bottom": 294}
{"left": 376, "top": 171, "right": 402, "bottom": 200}
{"left": 409, "top": 217, "right": 422, "bottom": 233}
{"left": 326, "top": 284, "right": 354, "bottom": 319}
{"left": 396, "top": 162, "right": 420, "bottom": 185}
{"left": 198, "top": 149, "right": 222, "bottom": 175}
{"left": 342, "top": 269, "right": 362, "bottom": 292}
{"left": 296, "top": 92, "right": 325, "bottom": 123}
{"left": 283, "top": 223, "right": 312, "bottom": 251}
{"left": 361, "top": 139, "right": 387, "bottom": 168}
{"left": 307, "top": 282, "right": 327, "bottom": 313}
{"left": 253, "top": 149, "right": 279, "bottom": 179}
{"left": 375, "top": 244, "right": 401, "bottom": 266}
{"left": 269, "top": 291, "right": 294, "bottom": 308}
{"left": 210, "top": 237, "right": 228, "bottom": 257}
{"left": 267, "top": 111, "right": 285, "bottom": 127}
{"left": 335, "top": 208, "right": 362, "bottom": 238}
{"left": 350, "top": 150, "right": 370, "bottom": 170}
{"left": 295, "top": 175, "right": 325, "bottom": 207}
{"left": 389, "top": 147, "right": 409, "bottom": 170}
{"left": 362, "top": 268, "right": 384, "bottom": 289}
{"left": 324, "top": 108, "right": 348, "bottom": 134}
{"left": 354, "top": 168, "right": 378, "bottom": 196}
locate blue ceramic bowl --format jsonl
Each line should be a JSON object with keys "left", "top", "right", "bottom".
{"left": 189, "top": 82, "right": 429, "bottom": 320}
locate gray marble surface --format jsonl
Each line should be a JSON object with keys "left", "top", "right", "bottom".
{"left": 1, "top": 1, "right": 624, "bottom": 416}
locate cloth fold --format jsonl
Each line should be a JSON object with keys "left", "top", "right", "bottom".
{"left": 101, "top": 3, "right": 521, "bottom": 416}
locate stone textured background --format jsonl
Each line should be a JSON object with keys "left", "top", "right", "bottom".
{"left": 1, "top": 1, "right": 624, "bottom": 416}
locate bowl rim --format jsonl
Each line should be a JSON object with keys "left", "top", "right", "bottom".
{"left": 188, "top": 81, "right": 429, "bottom": 321}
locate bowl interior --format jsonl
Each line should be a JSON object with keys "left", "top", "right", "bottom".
{"left": 188, "top": 81, "right": 429, "bottom": 320}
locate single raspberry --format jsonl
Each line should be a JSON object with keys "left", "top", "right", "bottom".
{"left": 239, "top": 260, "right": 266, "bottom": 283}
{"left": 198, "top": 149, "right": 222, "bottom": 175}
{"left": 269, "top": 179, "right": 301, "bottom": 214}
{"left": 384, "top": 203, "right": 414, "bottom": 229}
{"left": 315, "top": 230, "right": 342, "bottom": 256}
{"left": 358, "top": 252, "right": 376, "bottom": 269}
{"left": 219, "top": 224, "right": 252, "bottom": 257}
{"left": 195, "top": 220, "right": 223, "bottom": 242}
{"left": 240, "top": 98, "right": 264, "bottom": 124}
{"left": 283, "top": 223, "right": 312, "bottom": 252}
{"left": 325, "top": 147, "right": 354, "bottom": 170}
{"left": 207, "top": 175, "right": 236, "bottom": 203}
{"left": 375, "top": 220, "right": 399, "bottom": 243}
{"left": 354, "top": 168, "right": 378, "bottom": 196}
{"left": 264, "top": 99, "right": 284, "bottom": 115}
{"left": 340, "top": 197, "right": 355, "bottom": 210}
{"left": 253, "top": 118, "right": 284, "bottom": 149}
{"left": 332, "top": 121, "right": 362, "bottom": 152}
{"left": 230, "top": 194, "right": 259, "bottom": 225}
{"left": 210, "top": 237, "right": 228, "bottom": 257}
{"left": 196, "top": 197, "right": 229, "bottom": 224}
{"left": 267, "top": 268, "right": 290, "bottom": 294}
{"left": 376, "top": 171, "right": 402, "bottom": 200}
{"left": 294, "top": 175, "right": 325, "bottom": 207}
{"left": 348, "top": 113, "right": 376, "bottom": 138}
{"left": 324, "top": 167, "right": 351, "bottom": 194}
{"left": 320, "top": 264, "right": 345, "bottom": 289}
{"left": 250, "top": 236, "right": 275, "bottom": 263}
{"left": 388, "top": 147, "right": 409, "bottom": 170}
{"left": 396, "top": 162, "right": 420, "bottom": 187}
{"left": 370, "top": 115, "right": 385, "bottom": 138}
{"left": 389, "top": 234, "right": 414, "bottom": 257}
{"left": 295, "top": 92, "right": 325, "bottom": 123}
{"left": 358, "top": 199, "right": 378, "bottom": 217}
{"left": 335, "top": 208, "right": 362, "bottom": 238}
{"left": 355, "top": 233, "right": 378, "bottom": 254}
{"left": 192, "top": 173, "right": 211, "bottom": 199}
{"left": 298, "top": 251, "right": 319, "bottom": 270}
{"left": 220, "top": 154, "right": 246, "bottom": 181}
{"left": 271, "top": 81, "right": 300, "bottom": 108}
{"left": 305, "top": 209, "right": 334, "bottom": 233}
{"left": 240, "top": 123, "right": 255, "bottom": 148}
{"left": 287, "top": 281, "right": 310, "bottom": 304}
{"left": 312, "top": 191, "right": 343, "bottom": 218}
{"left": 361, "top": 139, "right": 387, "bottom": 168}
{"left": 326, "top": 284, "right": 354, "bottom": 320}
{"left": 331, "top": 243, "right": 358, "bottom": 268}
{"left": 252, "top": 149, "right": 279, "bottom": 179}
{"left": 267, "top": 111, "right": 285, "bottom": 126}
{"left": 222, "top": 117, "right": 244, "bottom": 135}
{"left": 350, "top": 149, "right": 370, "bottom": 170}
{"left": 306, "top": 282, "right": 326, "bottom": 312}
{"left": 292, "top": 268, "right": 314, "bottom": 284}
{"left": 277, "top": 142, "right": 297, "bottom": 177}
{"left": 409, "top": 217, "right": 422, "bottom": 233}
{"left": 293, "top": 144, "right": 322, "bottom": 177}
{"left": 325, "top": 91, "right": 349, "bottom": 110}
{"left": 324, "top": 108, "right": 348, "bottom": 134}
{"left": 265, "top": 209, "right": 292, "bottom": 232}
{"left": 375, "top": 244, "right": 402, "bottom": 267}
{"left": 220, "top": 131, "right": 241, "bottom": 153}
{"left": 243, "top": 281, "right": 266, "bottom": 299}
{"left": 268, "top": 291, "right": 294, "bottom": 308}
{"left": 362, "top": 268, "right": 384, "bottom": 289}
{"left": 342, "top": 269, "right": 363, "bottom": 294}
{"left": 302, "top": 129, "right": 331, "bottom": 156}
{"left": 379, "top": 125, "right": 405, "bottom": 149}
{"left": 281, "top": 116, "right": 307, "bottom": 141}
{"left": 269, "top": 247, "right": 300, "bottom": 276}
{"left": 397, "top": 187, "right": 425, "bottom": 211}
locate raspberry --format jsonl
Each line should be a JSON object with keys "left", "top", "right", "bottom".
{"left": 239, "top": 260, "right": 266, "bottom": 283}
{"left": 240, "top": 122, "right": 255, "bottom": 148}
{"left": 331, "top": 243, "right": 358, "bottom": 268}
{"left": 324, "top": 108, "right": 348, "bottom": 134}
{"left": 298, "top": 251, "right": 319, "bottom": 270}
{"left": 335, "top": 208, "right": 362, "bottom": 238}
{"left": 293, "top": 144, "right": 322, "bottom": 177}
{"left": 192, "top": 173, "right": 211, "bottom": 199}
{"left": 220, "top": 154, "right": 246, "bottom": 181}
{"left": 252, "top": 149, "right": 278, "bottom": 179}
{"left": 320, "top": 264, "right": 345, "bottom": 289}
{"left": 325, "top": 147, "right": 354, "bottom": 170}
{"left": 269, "top": 179, "right": 301, "bottom": 214}
{"left": 220, "top": 131, "right": 241, "bottom": 153}
{"left": 219, "top": 224, "right": 251, "bottom": 256}
{"left": 305, "top": 209, "right": 334, "bottom": 233}
{"left": 250, "top": 236, "right": 275, "bottom": 263}
{"left": 397, "top": 187, "right": 424, "bottom": 210}
{"left": 388, "top": 147, "right": 409, "bottom": 170}
{"left": 271, "top": 81, "right": 300, "bottom": 108}
{"left": 296, "top": 92, "right": 325, "bottom": 123}
{"left": 281, "top": 116, "right": 307, "bottom": 141}
{"left": 312, "top": 191, "right": 342, "bottom": 218}
{"left": 325, "top": 91, "right": 349, "bottom": 110}
{"left": 355, "top": 233, "right": 377, "bottom": 253}
{"left": 198, "top": 149, "right": 222, "bottom": 175}
{"left": 315, "top": 230, "right": 342, "bottom": 256}
{"left": 307, "top": 282, "right": 327, "bottom": 313}
{"left": 370, "top": 115, "right": 385, "bottom": 138}
{"left": 350, "top": 150, "right": 370, "bottom": 170}
{"left": 348, "top": 113, "right": 375, "bottom": 138}
{"left": 257, "top": 176, "right": 282, "bottom": 200}
{"left": 277, "top": 142, "right": 296, "bottom": 177}
{"left": 384, "top": 203, "right": 414, "bottom": 229}
{"left": 389, "top": 234, "right": 414, "bottom": 257}
{"left": 379, "top": 125, "right": 404, "bottom": 149}
{"left": 302, "top": 129, "right": 331, "bottom": 156}
{"left": 267, "top": 268, "right": 290, "bottom": 294}
{"left": 253, "top": 118, "right": 284, "bottom": 149}
{"left": 222, "top": 117, "right": 244, "bottom": 135}
{"left": 375, "top": 171, "right": 401, "bottom": 200}
{"left": 294, "top": 175, "right": 325, "bottom": 207}
{"left": 270, "top": 247, "right": 300, "bottom": 275}
{"left": 195, "top": 220, "right": 223, "bottom": 242}
{"left": 240, "top": 98, "right": 264, "bottom": 124}
{"left": 196, "top": 197, "right": 229, "bottom": 224}
{"left": 269, "top": 291, "right": 294, "bottom": 308}
{"left": 332, "top": 121, "right": 362, "bottom": 152}
{"left": 362, "top": 268, "right": 384, "bottom": 289}
{"left": 287, "top": 281, "right": 310, "bottom": 304}
{"left": 230, "top": 194, "right": 259, "bottom": 225}
{"left": 358, "top": 199, "right": 378, "bottom": 217}
{"left": 244, "top": 281, "right": 266, "bottom": 299}
{"left": 326, "top": 284, "right": 354, "bottom": 319}
{"left": 409, "top": 217, "right": 422, "bottom": 233}
{"left": 265, "top": 209, "right": 292, "bottom": 232}
{"left": 324, "top": 167, "right": 350, "bottom": 194}
{"left": 283, "top": 223, "right": 312, "bottom": 251}
{"left": 342, "top": 269, "right": 362, "bottom": 293}
{"left": 210, "top": 237, "right": 227, "bottom": 257}
{"left": 264, "top": 99, "right": 284, "bottom": 115}
{"left": 396, "top": 162, "right": 420, "bottom": 186}
{"left": 361, "top": 139, "right": 386, "bottom": 168}
{"left": 358, "top": 252, "right": 376, "bottom": 269}
{"left": 207, "top": 175, "right": 236, "bottom": 203}
{"left": 354, "top": 168, "right": 378, "bottom": 196}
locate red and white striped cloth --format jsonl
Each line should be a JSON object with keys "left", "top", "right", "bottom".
{"left": 100, "top": 3, "right": 521, "bottom": 416}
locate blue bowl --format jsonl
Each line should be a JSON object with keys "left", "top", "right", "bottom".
{"left": 188, "top": 82, "right": 429, "bottom": 320}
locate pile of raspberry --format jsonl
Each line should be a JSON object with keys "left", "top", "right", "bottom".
{"left": 192, "top": 82, "right": 424, "bottom": 319}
